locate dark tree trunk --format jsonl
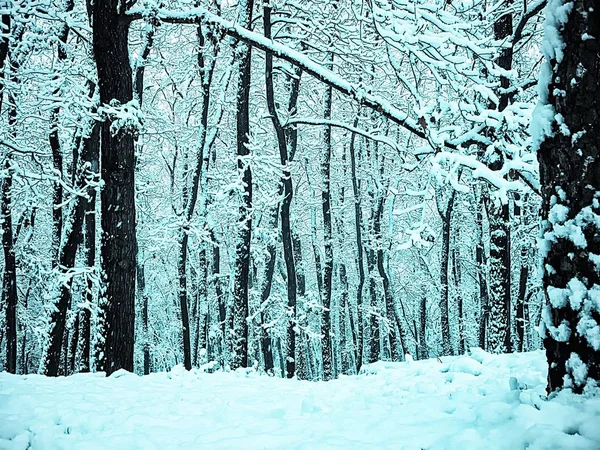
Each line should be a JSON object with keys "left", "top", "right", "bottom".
{"left": 44, "top": 117, "right": 99, "bottom": 376}
{"left": 69, "top": 312, "right": 80, "bottom": 374}
{"left": 366, "top": 246, "right": 379, "bottom": 363}
{"left": 419, "top": 296, "right": 428, "bottom": 359}
{"left": 211, "top": 230, "right": 226, "bottom": 366}
{"left": 177, "top": 24, "right": 217, "bottom": 371}
{"left": 514, "top": 192, "right": 529, "bottom": 352}
{"left": 80, "top": 122, "right": 99, "bottom": 373}
{"left": 137, "top": 256, "right": 150, "bottom": 375}
{"left": 476, "top": 186, "right": 490, "bottom": 349}
{"left": 538, "top": 0, "right": 600, "bottom": 393}
{"left": 437, "top": 187, "right": 456, "bottom": 356}
{"left": 348, "top": 121, "right": 364, "bottom": 372}
{"left": 258, "top": 208, "right": 278, "bottom": 373}
{"left": 1, "top": 14, "right": 18, "bottom": 373}
{"left": 193, "top": 247, "right": 208, "bottom": 367}
{"left": 263, "top": 4, "right": 298, "bottom": 378}
{"left": 93, "top": 0, "right": 136, "bottom": 375}
{"left": 485, "top": 199, "right": 511, "bottom": 354}
{"left": 231, "top": 0, "right": 255, "bottom": 370}
{"left": 320, "top": 59, "right": 334, "bottom": 380}
{"left": 1, "top": 112, "right": 17, "bottom": 374}
{"left": 484, "top": 5, "right": 514, "bottom": 355}
{"left": 133, "top": 18, "right": 156, "bottom": 376}
{"left": 293, "top": 230, "right": 308, "bottom": 379}
{"left": 452, "top": 244, "right": 465, "bottom": 355}
{"left": 48, "top": 0, "right": 74, "bottom": 264}
{"left": 373, "top": 157, "right": 405, "bottom": 361}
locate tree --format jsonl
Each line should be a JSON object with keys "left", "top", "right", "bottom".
{"left": 231, "top": 0, "right": 255, "bottom": 370}
{"left": 537, "top": 0, "right": 600, "bottom": 393}
{"left": 93, "top": 0, "right": 137, "bottom": 375}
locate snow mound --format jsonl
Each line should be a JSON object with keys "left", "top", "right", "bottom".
{"left": 1, "top": 351, "right": 599, "bottom": 449}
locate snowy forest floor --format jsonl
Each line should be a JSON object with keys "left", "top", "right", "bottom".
{"left": 1, "top": 350, "right": 600, "bottom": 450}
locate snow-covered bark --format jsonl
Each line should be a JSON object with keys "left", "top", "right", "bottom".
{"left": 537, "top": 0, "right": 600, "bottom": 392}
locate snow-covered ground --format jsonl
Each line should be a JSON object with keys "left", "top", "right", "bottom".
{"left": 1, "top": 350, "right": 599, "bottom": 449}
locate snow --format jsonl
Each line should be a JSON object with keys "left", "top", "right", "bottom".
{"left": 2, "top": 351, "right": 600, "bottom": 449}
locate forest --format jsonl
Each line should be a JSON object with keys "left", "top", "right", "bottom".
{"left": 0, "top": 0, "right": 599, "bottom": 400}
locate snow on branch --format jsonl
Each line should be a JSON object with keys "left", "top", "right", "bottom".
{"left": 126, "top": 6, "right": 436, "bottom": 147}
{"left": 286, "top": 117, "right": 405, "bottom": 156}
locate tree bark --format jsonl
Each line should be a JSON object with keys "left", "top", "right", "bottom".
{"left": 348, "top": 119, "right": 364, "bottom": 372}
{"left": 476, "top": 186, "right": 490, "bottom": 349}
{"left": 80, "top": 122, "right": 99, "bottom": 373}
{"left": 44, "top": 116, "right": 99, "bottom": 376}
{"left": 48, "top": 0, "right": 74, "bottom": 264}
{"left": 1, "top": 13, "right": 19, "bottom": 374}
{"left": 93, "top": 0, "right": 136, "bottom": 375}
{"left": 263, "top": 3, "right": 298, "bottom": 378}
{"left": 437, "top": 186, "right": 456, "bottom": 357}
{"left": 231, "top": 0, "right": 255, "bottom": 370}
{"left": 484, "top": 4, "right": 514, "bottom": 355}
{"left": 320, "top": 56, "right": 334, "bottom": 380}
{"left": 538, "top": 0, "right": 600, "bottom": 393}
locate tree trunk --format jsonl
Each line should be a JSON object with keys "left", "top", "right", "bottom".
{"left": 80, "top": 122, "right": 99, "bottom": 373}
{"left": 1, "top": 111, "right": 18, "bottom": 374}
{"left": 514, "top": 192, "right": 529, "bottom": 352}
{"left": 437, "top": 186, "right": 456, "bottom": 356}
{"left": 538, "top": 0, "right": 600, "bottom": 393}
{"left": 48, "top": 0, "right": 74, "bottom": 264}
{"left": 93, "top": 0, "right": 136, "bottom": 375}
{"left": 137, "top": 255, "right": 150, "bottom": 375}
{"left": 177, "top": 24, "right": 217, "bottom": 371}
{"left": 348, "top": 121, "right": 364, "bottom": 372}
{"left": 263, "top": 3, "right": 298, "bottom": 378}
{"left": 452, "top": 243, "right": 465, "bottom": 355}
{"left": 1, "top": 15, "right": 18, "bottom": 373}
{"left": 293, "top": 230, "right": 308, "bottom": 379}
{"left": 419, "top": 295, "right": 428, "bottom": 359}
{"left": 320, "top": 57, "right": 334, "bottom": 380}
{"left": 484, "top": 4, "right": 514, "bottom": 355}
{"left": 485, "top": 199, "right": 511, "bottom": 354}
{"left": 44, "top": 116, "right": 98, "bottom": 376}
{"left": 231, "top": 0, "right": 255, "bottom": 370}
{"left": 476, "top": 186, "right": 490, "bottom": 349}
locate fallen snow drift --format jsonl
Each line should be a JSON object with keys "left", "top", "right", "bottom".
{"left": 1, "top": 350, "right": 599, "bottom": 449}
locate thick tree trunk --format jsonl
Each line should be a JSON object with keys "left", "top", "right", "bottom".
{"left": 231, "top": 0, "right": 255, "bottom": 370}
{"left": 485, "top": 199, "right": 511, "bottom": 354}
{"left": 484, "top": 5, "right": 514, "bottom": 355}
{"left": 93, "top": 0, "right": 136, "bottom": 375}
{"left": 538, "top": 0, "right": 600, "bottom": 393}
